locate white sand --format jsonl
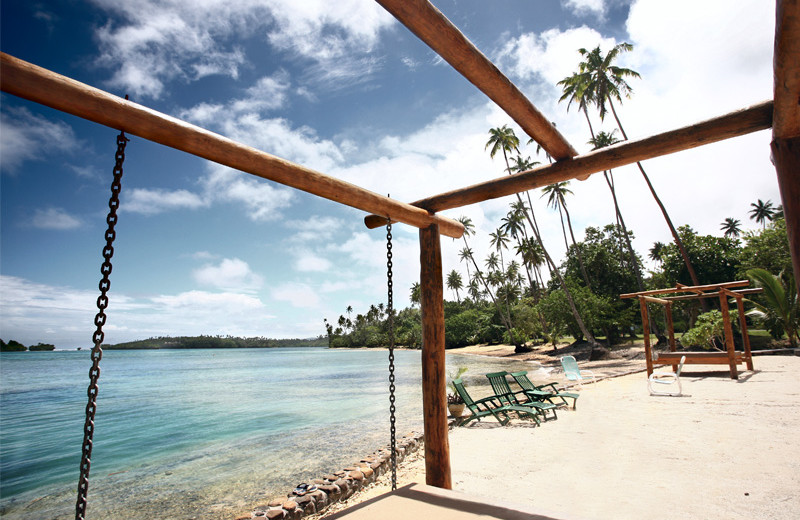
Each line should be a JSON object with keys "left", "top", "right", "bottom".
{"left": 320, "top": 355, "right": 800, "bottom": 520}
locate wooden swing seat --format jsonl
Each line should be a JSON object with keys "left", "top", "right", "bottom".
{"left": 656, "top": 351, "right": 748, "bottom": 366}
{"left": 324, "top": 483, "right": 575, "bottom": 520}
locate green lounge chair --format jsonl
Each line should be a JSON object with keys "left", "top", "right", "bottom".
{"left": 510, "top": 370, "right": 579, "bottom": 410}
{"left": 452, "top": 378, "right": 541, "bottom": 426}
{"left": 485, "top": 372, "right": 557, "bottom": 422}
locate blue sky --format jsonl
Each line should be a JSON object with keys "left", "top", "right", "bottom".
{"left": 1, "top": 0, "right": 780, "bottom": 348}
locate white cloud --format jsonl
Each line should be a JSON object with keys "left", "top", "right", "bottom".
{"left": 192, "top": 257, "right": 263, "bottom": 292}
{"left": 89, "top": 0, "right": 394, "bottom": 99}
{"left": 0, "top": 107, "right": 82, "bottom": 172}
{"left": 294, "top": 250, "right": 333, "bottom": 272}
{"left": 565, "top": 0, "right": 606, "bottom": 19}
{"left": 271, "top": 282, "right": 320, "bottom": 308}
{"left": 202, "top": 166, "right": 295, "bottom": 222}
{"left": 0, "top": 275, "right": 280, "bottom": 347}
{"left": 30, "top": 207, "right": 82, "bottom": 230}
{"left": 125, "top": 187, "right": 207, "bottom": 215}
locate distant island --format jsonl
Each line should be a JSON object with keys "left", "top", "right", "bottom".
{"left": 105, "top": 335, "right": 327, "bottom": 350}
{"left": 1, "top": 339, "right": 56, "bottom": 352}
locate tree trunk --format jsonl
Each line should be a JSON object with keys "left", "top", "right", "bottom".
{"left": 561, "top": 198, "right": 593, "bottom": 291}
{"left": 608, "top": 99, "right": 703, "bottom": 291}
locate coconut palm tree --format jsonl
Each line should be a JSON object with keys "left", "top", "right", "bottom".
{"left": 541, "top": 181, "right": 592, "bottom": 289}
{"left": 446, "top": 270, "right": 463, "bottom": 303}
{"left": 486, "top": 129, "right": 598, "bottom": 351}
{"left": 649, "top": 242, "right": 666, "bottom": 265}
{"left": 563, "top": 43, "right": 701, "bottom": 288}
{"left": 409, "top": 283, "right": 420, "bottom": 307}
{"left": 747, "top": 268, "right": 798, "bottom": 348}
{"left": 749, "top": 199, "right": 775, "bottom": 229}
{"left": 720, "top": 217, "right": 742, "bottom": 238}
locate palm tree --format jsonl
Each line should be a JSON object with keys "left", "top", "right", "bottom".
{"left": 747, "top": 268, "right": 798, "bottom": 348}
{"left": 649, "top": 242, "right": 666, "bottom": 265}
{"left": 456, "top": 216, "right": 515, "bottom": 335}
{"left": 409, "top": 283, "right": 420, "bottom": 307}
{"left": 563, "top": 43, "right": 701, "bottom": 288}
{"left": 485, "top": 125, "right": 520, "bottom": 174}
{"left": 720, "top": 217, "right": 742, "bottom": 238}
{"left": 487, "top": 128, "right": 598, "bottom": 351}
{"left": 488, "top": 228, "right": 510, "bottom": 272}
{"left": 540, "top": 181, "right": 592, "bottom": 289}
{"left": 588, "top": 131, "right": 645, "bottom": 289}
{"left": 446, "top": 270, "right": 463, "bottom": 303}
{"left": 749, "top": 199, "right": 775, "bottom": 229}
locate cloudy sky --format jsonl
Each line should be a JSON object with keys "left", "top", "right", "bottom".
{"left": 0, "top": 0, "right": 780, "bottom": 348}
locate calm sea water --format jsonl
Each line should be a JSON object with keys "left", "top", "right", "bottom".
{"left": 0, "top": 348, "right": 539, "bottom": 519}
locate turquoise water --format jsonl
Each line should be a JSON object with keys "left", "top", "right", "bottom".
{"left": 0, "top": 348, "right": 538, "bottom": 519}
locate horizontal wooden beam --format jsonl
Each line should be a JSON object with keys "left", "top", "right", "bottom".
{"left": 641, "top": 296, "right": 670, "bottom": 305}
{"left": 409, "top": 101, "right": 773, "bottom": 213}
{"left": 0, "top": 52, "right": 464, "bottom": 239}
{"left": 620, "top": 280, "right": 752, "bottom": 299}
{"left": 375, "top": 0, "right": 576, "bottom": 161}
{"left": 663, "top": 288, "right": 763, "bottom": 302}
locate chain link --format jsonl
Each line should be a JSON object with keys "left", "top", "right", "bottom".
{"left": 386, "top": 219, "right": 397, "bottom": 491}
{"left": 76, "top": 131, "right": 128, "bottom": 520}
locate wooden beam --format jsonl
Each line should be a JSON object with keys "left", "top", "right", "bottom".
{"left": 642, "top": 296, "right": 670, "bottom": 305}
{"left": 736, "top": 297, "right": 755, "bottom": 371}
{"left": 620, "top": 280, "right": 752, "bottom": 299}
{"left": 407, "top": 102, "right": 772, "bottom": 213}
{"left": 418, "top": 224, "right": 452, "bottom": 489}
{"left": 772, "top": 0, "right": 800, "bottom": 293}
{"left": 663, "top": 288, "right": 763, "bottom": 302}
{"left": 0, "top": 52, "right": 464, "bottom": 239}
{"left": 374, "top": 0, "right": 576, "bottom": 161}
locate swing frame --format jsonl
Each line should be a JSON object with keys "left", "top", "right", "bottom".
{"left": 1, "top": 0, "right": 798, "bottom": 509}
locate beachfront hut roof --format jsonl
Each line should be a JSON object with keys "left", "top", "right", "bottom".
{"left": 1, "top": 0, "right": 797, "bottom": 499}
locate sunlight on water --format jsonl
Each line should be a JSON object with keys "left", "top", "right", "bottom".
{"left": 0, "top": 348, "right": 538, "bottom": 519}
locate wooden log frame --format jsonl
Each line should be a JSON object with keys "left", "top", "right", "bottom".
{"left": 375, "top": 0, "right": 576, "bottom": 161}
{"left": 418, "top": 224, "right": 452, "bottom": 489}
{"left": 0, "top": 53, "right": 465, "bottom": 240}
{"left": 626, "top": 283, "right": 758, "bottom": 379}
{"left": 772, "top": 0, "right": 800, "bottom": 294}
{"left": 363, "top": 102, "right": 774, "bottom": 226}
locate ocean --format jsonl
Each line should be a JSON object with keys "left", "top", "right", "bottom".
{"left": 0, "top": 347, "right": 540, "bottom": 519}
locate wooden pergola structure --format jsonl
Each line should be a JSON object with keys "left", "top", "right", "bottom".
{"left": 620, "top": 281, "right": 763, "bottom": 380}
{"left": 1, "top": 0, "right": 798, "bottom": 499}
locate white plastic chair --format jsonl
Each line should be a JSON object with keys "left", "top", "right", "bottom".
{"left": 560, "top": 355, "right": 596, "bottom": 386}
{"left": 648, "top": 355, "right": 686, "bottom": 396}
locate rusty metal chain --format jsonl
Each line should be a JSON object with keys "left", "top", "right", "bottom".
{"left": 386, "top": 218, "right": 397, "bottom": 491}
{"left": 75, "top": 130, "right": 128, "bottom": 520}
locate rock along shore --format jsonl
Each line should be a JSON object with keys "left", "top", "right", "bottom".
{"left": 234, "top": 431, "right": 424, "bottom": 520}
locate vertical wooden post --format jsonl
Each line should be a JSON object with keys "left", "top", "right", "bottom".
{"left": 771, "top": 137, "right": 800, "bottom": 294}
{"left": 718, "top": 292, "right": 739, "bottom": 379}
{"left": 639, "top": 297, "right": 654, "bottom": 376}
{"left": 419, "top": 223, "right": 452, "bottom": 489}
{"left": 665, "top": 302, "right": 677, "bottom": 372}
{"left": 736, "top": 295, "right": 755, "bottom": 371}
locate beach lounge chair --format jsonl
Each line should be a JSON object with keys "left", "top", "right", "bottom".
{"left": 510, "top": 370, "right": 579, "bottom": 410}
{"left": 560, "top": 355, "right": 596, "bottom": 386}
{"left": 649, "top": 355, "right": 686, "bottom": 396}
{"left": 485, "top": 372, "right": 558, "bottom": 422}
{"left": 452, "top": 378, "right": 541, "bottom": 426}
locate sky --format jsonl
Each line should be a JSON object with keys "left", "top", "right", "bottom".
{"left": 0, "top": 0, "right": 781, "bottom": 348}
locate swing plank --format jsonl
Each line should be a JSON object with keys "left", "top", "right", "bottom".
{"left": 324, "top": 483, "right": 575, "bottom": 520}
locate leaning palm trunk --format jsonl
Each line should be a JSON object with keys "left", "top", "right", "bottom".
{"left": 608, "top": 98, "right": 702, "bottom": 290}
{"left": 560, "top": 199, "right": 593, "bottom": 291}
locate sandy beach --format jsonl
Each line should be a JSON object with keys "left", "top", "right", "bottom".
{"left": 314, "top": 346, "right": 800, "bottom": 520}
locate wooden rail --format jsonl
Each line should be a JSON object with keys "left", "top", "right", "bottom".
{"left": 375, "top": 0, "right": 576, "bottom": 161}
{"left": 0, "top": 52, "right": 464, "bottom": 239}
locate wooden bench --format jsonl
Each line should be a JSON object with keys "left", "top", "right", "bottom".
{"left": 657, "top": 351, "right": 747, "bottom": 365}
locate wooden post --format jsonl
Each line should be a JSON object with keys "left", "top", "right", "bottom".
{"left": 665, "top": 302, "right": 678, "bottom": 372}
{"left": 718, "top": 292, "right": 739, "bottom": 379}
{"left": 772, "top": 0, "right": 800, "bottom": 294}
{"left": 419, "top": 224, "right": 451, "bottom": 489}
{"left": 736, "top": 296, "right": 755, "bottom": 371}
{"left": 639, "top": 297, "right": 654, "bottom": 377}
